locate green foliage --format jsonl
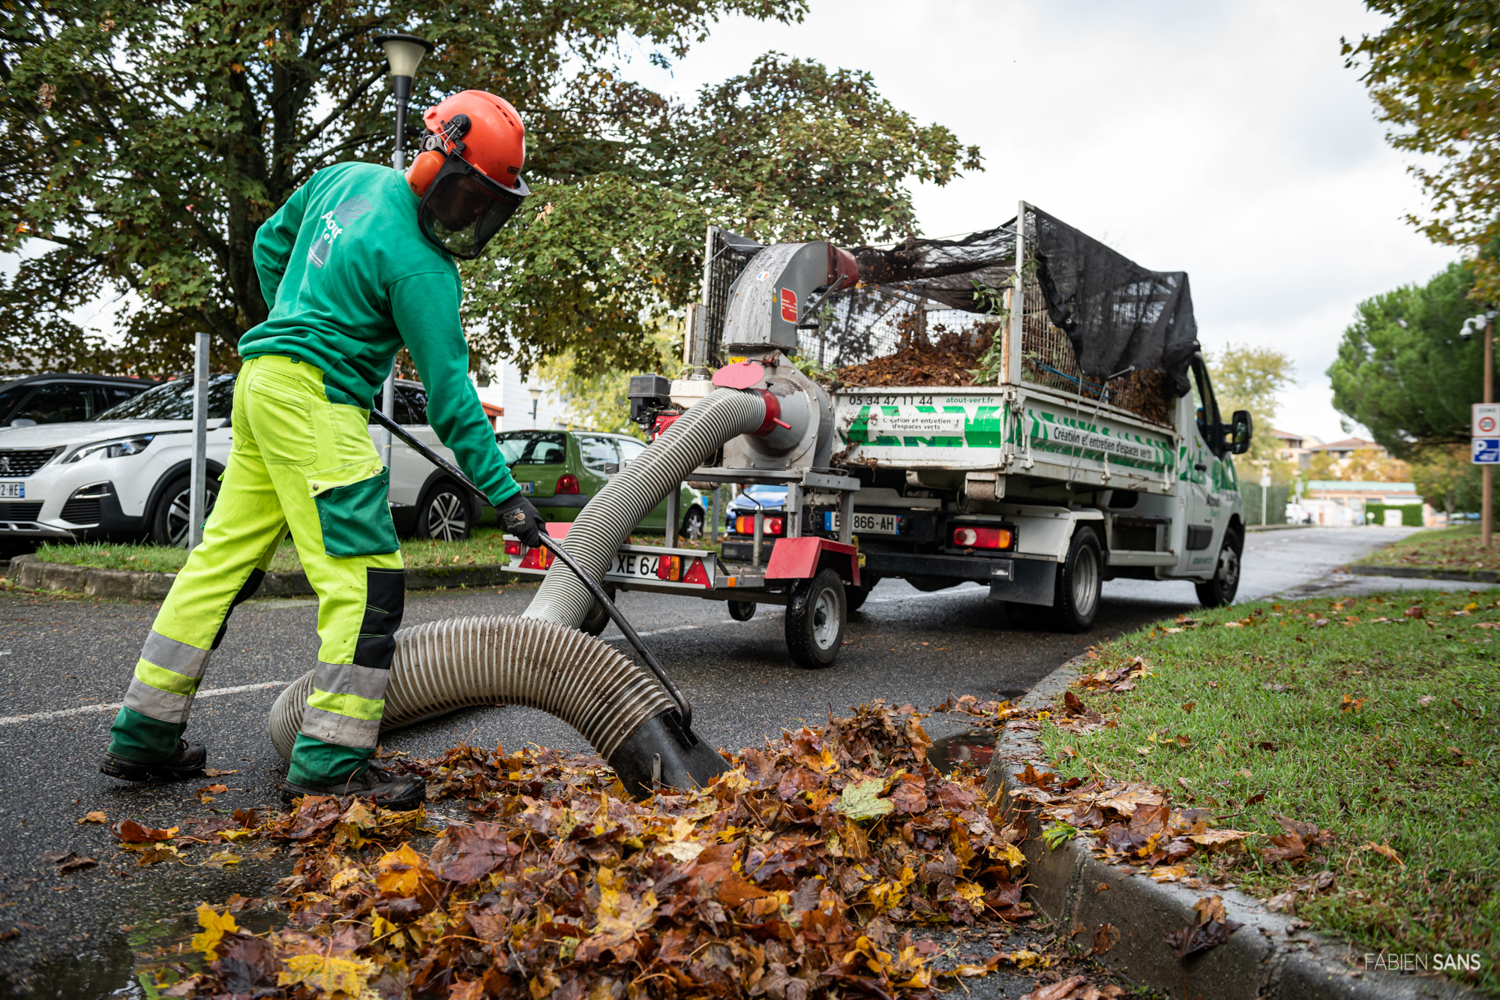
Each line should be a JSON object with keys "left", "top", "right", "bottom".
{"left": 535, "top": 320, "right": 682, "bottom": 436}
{"left": 1327, "top": 263, "right": 1484, "bottom": 455}
{"left": 1364, "top": 502, "right": 1425, "bottom": 527}
{"left": 1041, "top": 822, "right": 1078, "bottom": 851}
{"left": 1, "top": 5, "right": 981, "bottom": 379}
{"left": 1409, "top": 442, "right": 1484, "bottom": 515}
{"left": 1344, "top": 5, "right": 1500, "bottom": 301}
{"left": 1206, "top": 343, "right": 1296, "bottom": 461}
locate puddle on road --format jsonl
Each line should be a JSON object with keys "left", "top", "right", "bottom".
{"left": 929, "top": 729, "right": 997, "bottom": 773}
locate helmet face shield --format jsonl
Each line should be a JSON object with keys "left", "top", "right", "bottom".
{"left": 416, "top": 153, "right": 528, "bottom": 259}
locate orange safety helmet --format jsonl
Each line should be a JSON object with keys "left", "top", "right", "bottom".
{"left": 407, "top": 90, "right": 530, "bottom": 258}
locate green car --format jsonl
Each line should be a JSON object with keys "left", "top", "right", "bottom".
{"left": 495, "top": 429, "right": 706, "bottom": 538}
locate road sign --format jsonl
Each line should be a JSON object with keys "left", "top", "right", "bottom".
{"left": 1474, "top": 404, "right": 1500, "bottom": 437}
{"left": 1474, "top": 438, "right": 1500, "bottom": 464}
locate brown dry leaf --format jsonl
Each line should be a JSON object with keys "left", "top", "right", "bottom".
{"left": 1362, "top": 841, "right": 1404, "bottom": 866}
{"left": 76, "top": 811, "right": 107, "bottom": 825}
{"left": 1264, "top": 891, "right": 1297, "bottom": 913}
{"left": 1021, "top": 975, "right": 1090, "bottom": 1000}
{"left": 110, "top": 819, "right": 174, "bottom": 843}
{"left": 1090, "top": 923, "right": 1120, "bottom": 955}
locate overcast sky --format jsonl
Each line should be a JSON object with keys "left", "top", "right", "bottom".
{"left": 623, "top": 0, "right": 1455, "bottom": 443}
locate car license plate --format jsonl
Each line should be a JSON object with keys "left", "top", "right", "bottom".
{"left": 824, "top": 511, "right": 901, "bottom": 535}
{"left": 517, "top": 482, "right": 534, "bottom": 494}
{"left": 612, "top": 551, "right": 660, "bottom": 578}
{"left": 0, "top": 482, "right": 24, "bottom": 499}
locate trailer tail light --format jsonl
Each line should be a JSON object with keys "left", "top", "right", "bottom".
{"left": 519, "top": 546, "right": 555, "bottom": 570}
{"left": 554, "top": 473, "right": 581, "bottom": 494}
{"left": 734, "top": 515, "right": 784, "bottom": 536}
{"left": 504, "top": 540, "right": 522, "bottom": 556}
{"left": 657, "top": 555, "right": 682, "bottom": 581}
{"left": 953, "top": 526, "right": 1013, "bottom": 549}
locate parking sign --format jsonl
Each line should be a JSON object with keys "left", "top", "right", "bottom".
{"left": 1474, "top": 438, "right": 1500, "bottom": 464}
{"left": 1474, "top": 403, "right": 1500, "bottom": 436}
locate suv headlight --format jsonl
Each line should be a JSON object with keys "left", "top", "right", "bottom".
{"left": 65, "top": 435, "right": 155, "bottom": 463}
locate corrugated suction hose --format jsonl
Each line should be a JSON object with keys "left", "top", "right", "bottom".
{"left": 266, "top": 388, "right": 769, "bottom": 795}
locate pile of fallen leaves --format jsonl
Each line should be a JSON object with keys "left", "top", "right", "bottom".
{"left": 138, "top": 702, "right": 1060, "bottom": 999}
{"left": 834, "top": 318, "right": 998, "bottom": 388}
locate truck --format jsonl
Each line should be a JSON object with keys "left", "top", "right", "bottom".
{"left": 507, "top": 202, "right": 1251, "bottom": 667}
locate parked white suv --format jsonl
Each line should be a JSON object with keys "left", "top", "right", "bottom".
{"left": 0, "top": 374, "right": 470, "bottom": 546}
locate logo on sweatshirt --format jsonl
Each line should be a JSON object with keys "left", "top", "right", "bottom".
{"left": 307, "top": 196, "right": 373, "bottom": 269}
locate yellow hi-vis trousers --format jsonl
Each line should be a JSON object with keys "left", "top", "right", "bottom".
{"left": 106, "top": 355, "right": 405, "bottom": 786}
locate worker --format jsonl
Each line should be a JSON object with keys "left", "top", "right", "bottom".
{"left": 97, "top": 90, "right": 545, "bottom": 810}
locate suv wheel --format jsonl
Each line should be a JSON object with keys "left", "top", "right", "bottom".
{"left": 150, "top": 473, "right": 220, "bottom": 548}
{"left": 417, "top": 481, "right": 473, "bottom": 541}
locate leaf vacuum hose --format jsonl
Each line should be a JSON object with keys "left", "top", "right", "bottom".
{"left": 267, "top": 388, "right": 769, "bottom": 795}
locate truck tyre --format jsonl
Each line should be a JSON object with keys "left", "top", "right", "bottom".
{"left": 846, "top": 572, "right": 881, "bottom": 612}
{"left": 1195, "top": 528, "right": 1242, "bottom": 608}
{"left": 150, "top": 473, "right": 220, "bottom": 548}
{"left": 728, "top": 600, "right": 757, "bottom": 621}
{"left": 416, "top": 479, "right": 473, "bottom": 541}
{"left": 580, "top": 583, "right": 620, "bottom": 636}
{"left": 784, "top": 568, "right": 846, "bottom": 669}
{"left": 1046, "top": 526, "right": 1103, "bottom": 633}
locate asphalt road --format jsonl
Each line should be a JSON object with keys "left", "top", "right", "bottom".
{"left": 0, "top": 525, "right": 1480, "bottom": 996}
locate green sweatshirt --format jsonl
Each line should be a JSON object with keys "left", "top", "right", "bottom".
{"left": 240, "top": 161, "right": 518, "bottom": 506}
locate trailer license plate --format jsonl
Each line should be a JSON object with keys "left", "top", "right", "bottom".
{"left": 612, "top": 551, "right": 660, "bottom": 578}
{"left": 0, "top": 483, "right": 23, "bottom": 499}
{"left": 517, "top": 482, "right": 534, "bottom": 494}
{"left": 824, "top": 511, "right": 901, "bottom": 535}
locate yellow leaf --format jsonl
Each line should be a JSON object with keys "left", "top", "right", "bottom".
{"left": 77, "top": 811, "right": 107, "bottom": 824}
{"left": 955, "top": 881, "right": 986, "bottom": 912}
{"left": 190, "top": 904, "right": 238, "bottom": 960}
{"left": 329, "top": 867, "right": 362, "bottom": 891}
{"left": 1363, "top": 841, "right": 1404, "bottom": 866}
{"left": 371, "top": 913, "right": 398, "bottom": 939}
{"left": 204, "top": 851, "right": 239, "bottom": 868}
{"left": 278, "top": 953, "right": 378, "bottom": 997}
{"left": 993, "top": 842, "right": 1026, "bottom": 869}
{"left": 375, "top": 843, "right": 427, "bottom": 897}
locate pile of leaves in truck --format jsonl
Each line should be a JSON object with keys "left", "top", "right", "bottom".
{"left": 833, "top": 313, "right": 1000, "bottom": 388}
{"left": 130, "top": 702, "right": 1055, "bottom": 999}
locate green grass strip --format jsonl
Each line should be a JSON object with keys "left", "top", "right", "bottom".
{"left": 1035, "top": 588, "right": 1498, "bottom": 993}
{"left": 1354, "top": 525, "right": 1495, "bottom": 575}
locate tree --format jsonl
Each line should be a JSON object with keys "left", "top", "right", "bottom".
{"left": 1410, "top": 443, "right": 1483, "bottom": 516}
{"left": 1342, "top": 447, "right": 1412, "bottom": 482}
{"left": 1, "top": 4, "right": 980, "bottom": 380}
{"left": 536, "top": 320, "right": 681, "bottom": 436}
{"left": 1207, "top": 343, "right": 1296, "bottom": 462}
{"left": 1327, "top": 262, "right": 1484, "bottom": 456}
{"left": 1344, "top": 4, "right": 1500, "bottom": 300}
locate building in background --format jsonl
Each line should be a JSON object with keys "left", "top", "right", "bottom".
{"left": 1308, "top": 437, "right": 1387, "bottom": 463}
{"left": 1300, "top": 480, "right": 1428, "bottom": 527}
{"left": 1271, "top": 428, "right": 1321, "bottom": 469}
{"left": 474, "top": 357, "right": 567, "bottom": 432}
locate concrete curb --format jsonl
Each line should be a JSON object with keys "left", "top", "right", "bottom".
{"left": 984, "top": 656, "right": 1481, "bottom": 1000}
{"left": 1347, "top": 564, "right": 1497, "bottom": 585}
{"left": 1246, "top": 523, "right": 1314, "bottom": 533}
{"left": 6, "top": 555, "right": 520, "bottom": 600}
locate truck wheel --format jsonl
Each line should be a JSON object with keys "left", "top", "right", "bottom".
{"left": 580, "top": 583, "right": 619, "bottom": 636}
{"left": 728, "top": 600, "right": 756, "bottom": 621}
{"left": 784, "top": 568, "right": 847, "bottom": 669}
{"left": 1195, "top": 529, "right": 1242, "bottom": 608}
{"left": 150, "top": 473, "right": 220, "bottom": 548}
{"left": 1047, "top": 527, "right": 1103, "bottom": 633}
{"left": 846, "top": 572, "right": 881, "bottom": 612}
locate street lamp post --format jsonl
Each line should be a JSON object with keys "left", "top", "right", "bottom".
{"left": 373, "top": 32, "right": 434, "bottom": 470}
{"left": 529, "top": 387, "right": 542, "bottom": 427}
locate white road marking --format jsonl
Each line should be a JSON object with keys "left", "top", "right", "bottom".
{"left": 602, "top": 624, "right": 704, "bottom": 641}
{"left": 864, "top": 586, "right": 985, "bottom": 605}
{"left": 0, "top": 680, "right": 287, "bottom": 726}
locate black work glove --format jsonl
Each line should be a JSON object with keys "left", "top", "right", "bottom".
{"left": 497, "top": 493, "right": 545, "bottom": 548}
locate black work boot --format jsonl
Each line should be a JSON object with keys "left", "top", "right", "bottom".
{"left": 281, "top": 762, "right": 425, "bottom": 811}
{"left": 98, "top": 739, "right": 207, "bottom": 782}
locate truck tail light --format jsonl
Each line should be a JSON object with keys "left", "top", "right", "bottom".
{"left": 504, "top": 540, "right": 522, "bottom": 556}
{"left": 657, "top": 555, "right": 682, "bottom": 581}
{"left": 733, "top": 515, "right": 784, "bottom": 536}
{"left": 953, "top": 526, "right": 1013, "bottom": 549}
{"left": 555, "top": 473, "right": 581, "bottom": 494}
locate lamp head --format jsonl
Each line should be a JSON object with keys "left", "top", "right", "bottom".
{"left": 373, "top": 33, "right": 433, "bottom": 79}
{"left": 528, "top": 387, "right": 542, "bottom": 402}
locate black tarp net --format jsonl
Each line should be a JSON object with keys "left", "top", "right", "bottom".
{"left": 696, "top": 206, "right": 1198, "bottom": 397}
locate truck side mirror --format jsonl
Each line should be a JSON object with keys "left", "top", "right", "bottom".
{"left": 1229, "top": 410, "right": 1253, "bottom": 455}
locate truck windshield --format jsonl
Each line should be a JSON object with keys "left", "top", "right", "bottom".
{"left": 496, "top": 431, "right": 567, "bottom": 465}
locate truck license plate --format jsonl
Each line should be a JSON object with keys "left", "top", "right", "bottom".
{"left": 0, "top": 483, "right": 24, "bottom": 499}
{"left": 824, "top": 511, "right": 901, "bottom": 535}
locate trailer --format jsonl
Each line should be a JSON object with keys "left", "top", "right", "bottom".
{"left": 508, "top": 202, "right": 1251, "bottom": 667}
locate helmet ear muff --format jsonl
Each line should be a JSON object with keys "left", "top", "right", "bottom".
{"left": 406, "top": 150, "right": 446, "bottom": 196}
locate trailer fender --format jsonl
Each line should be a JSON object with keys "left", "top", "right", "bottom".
{"left": 765, "top": 537, "right": 860, "bottom": 587}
